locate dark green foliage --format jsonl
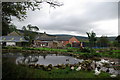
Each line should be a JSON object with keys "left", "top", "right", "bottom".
{"left": 2, "top": 2, "right": 40, "bottom": 35}
{"left": 113, "top": 41, "right": 120, "bottom": 47}
{"left": 80, "top": 47, "right": 91, "bottom": 53}
{"left": 80, "top": 53, "right": 94, "bottom": 59}
{"left": 115, "top": 35, "right": 120, "bottom": 43}
{"left": 66, "top": 43, "right": 71, "bottom": 47}
{"left": 22, "top": 24, "right": 39, "bottom": 45}
{"left": 97, "top": 36, "right": 109, "bottom": 47}
{"left": 86, "top": 31, "right": 97, "bottom": 53}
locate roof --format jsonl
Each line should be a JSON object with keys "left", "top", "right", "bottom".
{"left": 35, "top": 35, "right": 74, "bottom": 41}
{"left": 56, "top": 36, "right": 73, "bottom": 41}
{"left": 7, "top": 31, "right": 23, "bottom": 36}
{"left": 36, "top": 37, "right": 56, "bottom": 41}
{"left": 0, "top": 36, "right": 28, "bottom": 42}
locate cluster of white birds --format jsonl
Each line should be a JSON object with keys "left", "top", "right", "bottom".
{"left": 93, "top": 59, "right": 118, "bottom": 77}
{"left": 69, "top": 58, "right": 118, "bottom": 78}
{"left": 99, "top": 59, "right": 110, "bottom": 64}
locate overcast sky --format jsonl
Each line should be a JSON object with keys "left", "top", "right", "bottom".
{"left": 11, "top": 0, "right": 119, "bottom": 37}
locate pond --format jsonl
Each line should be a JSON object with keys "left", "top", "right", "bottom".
{"left": 2, "top": 52, "right": 120, "bottom": 77}
{"left": 2, "top": 52, "right": 83, "bottom": 66}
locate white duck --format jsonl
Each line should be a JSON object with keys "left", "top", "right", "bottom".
{"left": 100, "top": 59, "right": 109, "bottom": 64}
{"left": 71, "top": 66, "right": 74, "bottom": 70}
{"left": 94, "top": 68, "right": 101, "bottom": 75}
{"left": 76, "top": 66, "right": 81, "bottom": 71}
{"left": 110, "top": 74, "right": 117, "bottom": 78}
{"left": 96, "top": 61, "right": 103, "bottom": 67}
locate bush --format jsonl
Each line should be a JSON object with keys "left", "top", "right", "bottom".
{"left": 66, "top": 43, "right": 71, "bottom": 47}
{"left": 80, "top": 47, "right": 90, "bottom": 53}
{"left": 80, "top": 53, "right": 93, "bottom": 59}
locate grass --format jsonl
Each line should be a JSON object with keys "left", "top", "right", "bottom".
{"left": 2, "top": 46, "right": 120, "bottom": 58}
{"left": 3, "top": 58, "right": 117, "bottom": 79}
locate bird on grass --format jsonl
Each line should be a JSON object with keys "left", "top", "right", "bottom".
{"left": 71, "top": 66, "right": 74, "bottom": 70}
{"left": 94, "top": 67, "right": 101, "bottom": 75}
{"left": 100, "top": 59, "right": 109, "bottom": 64}
{"left": 76, "top": 66, "right": 81, "bottom": 71}
{"left": 110, "top": 74, "right": 117, "bottom": 78}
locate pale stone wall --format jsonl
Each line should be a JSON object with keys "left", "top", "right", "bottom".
{"left": 6, "top": 42, "right": 16, "bottom": 46}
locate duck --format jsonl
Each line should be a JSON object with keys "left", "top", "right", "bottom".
{"left": 74, "top": 58, "right": 77, "bottom": 61}
{"left": 109, "top": 68, "right": 115, "bottom": 74}
{"left": 66, "top": 59, "right": 69, "bottom": 61}
{"left": 96, "top": 61, "right": 103, "bottom": 67}
{"left": 100, "top": 59, "right": 109, "bottom": 64}
{"left": 110, "top": 62, "right": 115, "bottom": 65}
{"left": 110, "top": 74, "right": 117, "bottom": 78}
{"left": 76, "top": 66, "right": 81, "bottom": 71}
{"left": 94, "top": 68, "right": 101, "bottom": 75}
{"left": 71, "top": 66, "right": 74, "bottom": 70}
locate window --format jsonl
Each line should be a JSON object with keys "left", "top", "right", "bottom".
{"left": 74, "top": 41, "right": 76, "bottom": 42}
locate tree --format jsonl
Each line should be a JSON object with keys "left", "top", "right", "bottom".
{"left": 86, "top": 31, "right": 97, "bottom": 53}
{"left": 9, "top": 24, "right": 17, "bottom": 32}
{"left": 66, "top": 43, "right": 71, "bottom": 47}
{"left": 115, "top": 35, "right": 120, "bottom": 43}
{"left": 2, "top": 1, "right": 63, "bottom": 35}
{"left": 97, "top": 36, "right": 109, "bottom": 47}
{"left": 22, "top": 24, "right": 39, "bottom": 46}
{"left": 114, "top": 35, "right": 120, "bottom": 48}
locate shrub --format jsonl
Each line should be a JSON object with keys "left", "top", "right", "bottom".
{"left": 66, "top": 43, "right": 71, "bottom": 47}
{"left": 80, "top": 47, "right": 91, "bottom": 53}
{"left": 80, "top": 53, "right": 93, "bottom": 59}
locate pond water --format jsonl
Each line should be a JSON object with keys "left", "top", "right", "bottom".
{"left": 2, "top": 52, "right": 83, "bottom": 66}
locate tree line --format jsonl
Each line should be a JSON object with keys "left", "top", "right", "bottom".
{"left": 86, "top": 31, "right": 120, "bottom": 49}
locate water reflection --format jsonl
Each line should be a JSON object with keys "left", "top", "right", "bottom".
{"left": 43, "top": 54, "right": 47, "bottom": 59}
{"left": 15, "top": 54, "right": 82, "bottom": 66}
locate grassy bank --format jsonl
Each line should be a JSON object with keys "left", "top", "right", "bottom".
{"left": 3, "top": 58, "right": 117, "bottom": 79}
{"left": 2, "top": 46, "right": 120, "bottom": 58}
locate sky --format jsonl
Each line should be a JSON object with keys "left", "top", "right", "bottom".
{"left": 11, "top": 0, "right": 119, "bottom": 37}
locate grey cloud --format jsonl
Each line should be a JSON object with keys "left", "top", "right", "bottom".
{"left": 12, "top": 1, "right": 118, "bottom": 36}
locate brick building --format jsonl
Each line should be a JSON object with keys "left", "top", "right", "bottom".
{"left": 34, "top": 32, "right": 82, "bottom": 48}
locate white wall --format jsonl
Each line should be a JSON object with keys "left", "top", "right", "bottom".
{"left": 6, "top": 42, "right": 16, "bottom": 46}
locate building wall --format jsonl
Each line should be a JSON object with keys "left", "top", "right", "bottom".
{"left": 6, "top": 42, "right": 16, "bottom": 46}
{"left": 62, "top": 41, "right": 69, "bottom": 46}
{"left": 69, "top": 37, "right": 80, "bottom": 44}
{"left": 57, "top": 41, "right": 64, "bottom": 47}
{"left": 34, "top": 37, "right": 81, "bottom": 48}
